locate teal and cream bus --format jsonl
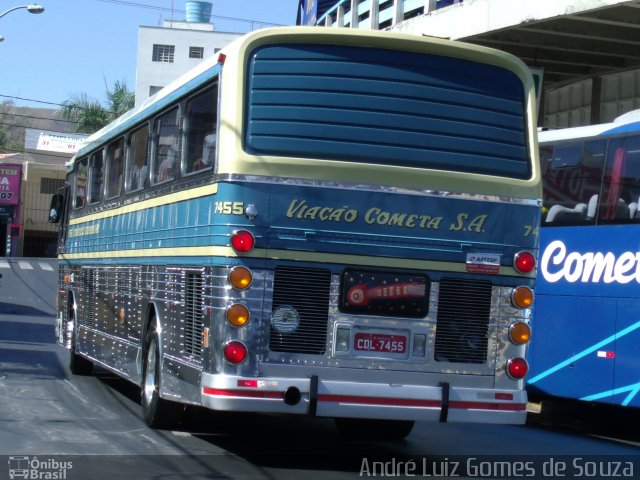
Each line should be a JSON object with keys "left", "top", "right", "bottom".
{"left": 50, "top": 27, "right": 541, "bottom": 439}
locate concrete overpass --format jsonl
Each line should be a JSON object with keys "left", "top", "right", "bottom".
{"left": 305, "top": 0, "right": 640, "bottom": 127}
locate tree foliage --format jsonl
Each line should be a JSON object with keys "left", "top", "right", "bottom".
{"left": 59, "top": 80, "right": 135, "bottom": 134}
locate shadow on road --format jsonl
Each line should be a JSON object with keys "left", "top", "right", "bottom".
{"left": 0, "top": 319, "right": 56, "bottom": 343}
{"left": 0, "top": 302, "right": 54, "bottom": 318}
{"left": 527, "top": 396, "right": 640, "bottom": 444}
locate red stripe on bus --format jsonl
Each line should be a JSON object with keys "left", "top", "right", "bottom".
{"left": 202, "top": 388, "right": 283, "bottom": 399}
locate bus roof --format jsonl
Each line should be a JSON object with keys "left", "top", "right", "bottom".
{"left": 538, "top": 109, "right": 640, "bottom": 145}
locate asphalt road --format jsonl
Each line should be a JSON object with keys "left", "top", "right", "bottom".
{"left": 0, "top": 258, "right": 638, "bottom": 480}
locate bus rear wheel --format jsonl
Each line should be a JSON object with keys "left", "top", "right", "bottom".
{"left": 141, "top": 321, "right": 182, "bottom": 429}
{"left": 334, "top": 418, "right": 415, "bottom": 441}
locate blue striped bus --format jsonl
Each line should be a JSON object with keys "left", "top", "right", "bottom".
{"left": 528, "top": 110, "right": 640, "bottom": 408}
{"left": 49, "top": 27, "right": 540, "bottom": 439}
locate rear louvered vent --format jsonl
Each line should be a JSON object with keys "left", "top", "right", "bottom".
{"left": 184, "top": 273, "right": 204, "bottom": 357}
{"left": 434, "top": 278, "right": 492, "bottom": 364}
{"left": 269, "top": 266, "right": 331, "bottom": 354}
{"left": 81, "top": 269, "right": 96, "bottom": 327}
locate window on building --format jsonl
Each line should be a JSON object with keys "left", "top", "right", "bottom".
{"left": 189, "top": 46, "right": 204, "bottom": 59}
{"left": 152, "top": 44, "right": 175, "bottom": 63}
{"left": 40, "top": 178, "right": 64, "bottom": 195}
{"left": 149, "top": 86, "right": 163, "bottom": 97}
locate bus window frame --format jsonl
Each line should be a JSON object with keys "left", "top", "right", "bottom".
{"left": 182, "top": 82, "right": 218, "bottom": 177}
{"left": 72, "top": 156, "right": 88, "bottom": 210}
{"left": 125, "top": 122, "right": 150, "bottom": 194}
{"left": 88, "top": 149, "right": 104, "bottom": 205}
{"left": 105, "top": 136, "right": 125, "bottom": 200}
{"left": 151, "top": 106, "right": 181, "bottom": 186}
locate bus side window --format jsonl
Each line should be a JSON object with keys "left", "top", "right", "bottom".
{"left": 105, "top": 137, "right": 125, "bottom": 200}
{"left": 126, "top": 124, "right": 150, "bottom": 193}
{"left": 542, "top": 140, "right": 605, "bottom": 225}
{"left": 599, "top": 135, "right": 640, "bottom": 224}
{"left": 183, "top": 83, "right": 218, "bottom": 175}
{"left": 153, "top": 107, "right": 180, "bottom": 184}
{"left": 88, "top": 150, "right": 104, "bottom": 205}
{"left": 73, "top": 157, "right": 88, "bottom": 209}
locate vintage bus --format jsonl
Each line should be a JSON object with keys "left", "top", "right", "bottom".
{"left": 49, "top": 27, "right": 541, "bottom": 439}
{"left": 528, "top": 110, "right": 640, "bottom": 408}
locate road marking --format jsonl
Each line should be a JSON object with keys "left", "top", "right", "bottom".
{"left": 18, "top": 261, "right": 33, "bottom": 270}
{"left": 0, "top": 261, "right": 9, "bottom": 269}
{"left": 38, "top": 262, "right": 54, "bottom": 271}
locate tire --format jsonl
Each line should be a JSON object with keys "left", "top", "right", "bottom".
{"left": 334, "top": 418, "right": 415, "bottom": 441}
{"left": 68, "top": 306, "right": 93, "bottom": 376}
{"left": 141, "top": 320, "right": 182, "bottom": 429}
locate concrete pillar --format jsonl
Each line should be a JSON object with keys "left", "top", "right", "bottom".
{"left": 369, "top": 0, "right": 379, "bottom": 29}
{"left": 393, "top": 0, "right": 404, "bottom": 25}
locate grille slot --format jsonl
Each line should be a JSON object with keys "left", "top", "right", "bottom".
{"left": 269, "top": 266, "right": 331, "bottom": 354}
{"left": 81, "top": 269, "right": 96, "bottom": 327}
{"left": 434, "top": 278, "right": 492, "bottom": 364}
{"left": 184, "top": 272, "right": 204, "bottom": 357}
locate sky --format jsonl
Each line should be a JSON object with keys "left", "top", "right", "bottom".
{"left": 0, "top": 0, "right": 299, "bottom": 110}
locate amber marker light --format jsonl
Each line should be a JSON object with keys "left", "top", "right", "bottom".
{"left": 227, "top": 303, "right": 250, "bottom": 327}
{"left": 506, "top": 357, "right": 529, "bottom": 379}
{"left": 511, "top": 286, "right": 534, "bottom": 309}
{"left": 514, "top": 251, "right": 536, "bottom": 274}
{"left": 509, "top": 322, "right": 531, "bottom": 345}
{"left": 229, "top": 266, "right": 253, "bottom": 290}
{"left": 231, "top": 230, "right": 255, "bottom": 253}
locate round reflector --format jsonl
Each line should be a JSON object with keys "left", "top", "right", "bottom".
{"left": 223, "top": 341, "right": 247, "bottom": 364}
{"left": 231, "top": 230, "right": 255, "bottom": 253}
{"left": 226, "top": 304, "right": 250, "bottom": 327}
{"left": 514, "top": 251, "right": 536, "bottom": 274}
{"left": 511, "top": 286, "right": 534, "bottom": 309}
{"left": 229, "top": 266, "right": 253, "bottom": 289}
{"left": 506, "top": 357, "right": 529, "bottom": 379}
{"left": 509, "top": 322, "right": 531, "bottom": 345}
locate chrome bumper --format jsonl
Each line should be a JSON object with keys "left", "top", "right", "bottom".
{"left": 200, "top": 373, "right": 527, "bottom": 424}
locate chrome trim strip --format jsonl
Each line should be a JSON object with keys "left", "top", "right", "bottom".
{"left": 216, "top": 174, "right": 542, "bottom": 207}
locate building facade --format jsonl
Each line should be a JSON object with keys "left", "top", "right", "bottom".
{"left": 135, "top": 21, "right": 242, "bottom": 107}
{"left": 297, "top": 0, "right": 640, "bottom": 128}
{"left": 0, "top": 128, "right": 87, "bottom": 257}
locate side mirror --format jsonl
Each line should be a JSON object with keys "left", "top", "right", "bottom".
{"left": 49, "top": 193, "right": 64, "bottom": 224}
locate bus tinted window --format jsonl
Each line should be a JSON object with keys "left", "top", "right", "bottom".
{"left": 245, "top": 44, "right": 530, "bottom": 179}
{"left": 73, "top": 157, "right": 88, "bottom": 209}
{"left": 542, "top": 140, "right": 605, "bottom": 225}
{"left": 88, "top": 150, "right": 104, "bottom": 205}
{"left": 126, "top": 124, "right": 149, "bottom": 193}
{"left": 105, "top": 138, "right": 125, "bottom": 199}
{"left": 598, "top": 135, "right": 640, "bottom": 223}
{"left": 153, "top": 108, "right": 180, "bottom": 184}
{"left": 184, "top": 84, "right": 217, "bottom": 175}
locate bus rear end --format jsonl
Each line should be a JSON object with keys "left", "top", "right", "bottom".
{"left": 197, "top": 28, "right": 541, "bottom": 433}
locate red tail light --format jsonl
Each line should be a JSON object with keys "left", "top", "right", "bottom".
{"left": 514, "top": 251, "right": 536, "bottom": 274}
{"left": 223, "top": 341, "right": 247, "bottom": 364}
{"left": 506, "top": 357, "right": 529, "bottom": 379}
{"left": 231, "top": 230, "right": 255, "bottom": 253}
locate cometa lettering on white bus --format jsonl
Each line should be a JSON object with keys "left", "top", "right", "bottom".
{"left": 541, "top": 240, "right": 640, "bottom": 284}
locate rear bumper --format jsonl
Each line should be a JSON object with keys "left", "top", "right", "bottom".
{"left": 200, "top": 373, "right": 527, "bottom": 424}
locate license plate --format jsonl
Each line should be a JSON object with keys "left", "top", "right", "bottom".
{"left": 354, "top": 333, "right": 407, "bottom": 354}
